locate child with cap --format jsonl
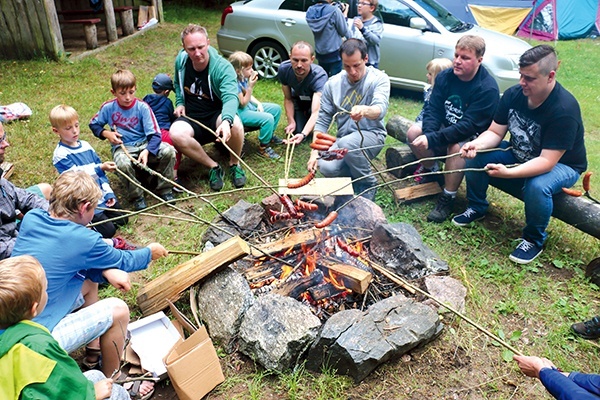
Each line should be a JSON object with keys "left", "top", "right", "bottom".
{"left": 143, "top": 73, "right": 182, "bottom": 190}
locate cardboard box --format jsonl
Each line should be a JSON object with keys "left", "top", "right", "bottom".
{"left": 128, "top": 311, "right": 181, "bottom": 379}
{"left": 164, "top": 302, "right": 225, "bottom": 400}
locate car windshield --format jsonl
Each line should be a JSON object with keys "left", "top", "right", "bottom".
{"left": 414, "top": 0, "right": 469, "bottom": 31}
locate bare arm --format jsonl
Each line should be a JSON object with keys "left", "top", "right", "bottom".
{"left": 460, "top": 121, "right": 507, "bottom": 158}
{"left": 487, "top": 148, "right": 565, "bottom": 179}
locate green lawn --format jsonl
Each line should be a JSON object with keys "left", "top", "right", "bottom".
{"left": 0, "top": 4, "right": 599, "bottom": 399}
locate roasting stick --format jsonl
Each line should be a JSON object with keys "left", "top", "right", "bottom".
{"left": 368, "top": 259, "right": 523, "bottom": 356}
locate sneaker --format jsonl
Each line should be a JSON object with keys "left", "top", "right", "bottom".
{"left": 172, "top": 177, "right": 184, "bottom": 193}
{"left": 413, "top": 164, "right": 427, "bottom": 184}
{"left": 571, "top": 316, "right": 600, "bottom": 340}
{"left": 452, "top": 208, "right": 485, "bottom": 227}
{"left": 209, "top": 165, "right": 224, "bottom": 191}
{"left": 509, "top": 239, "right": 542, "bottom": 264}
{"left": 270, "top": 135, "right": 284, "bottom": 145}
{"left": 258, "top": 145, "right": 281, "bottom": 159}
{"left": 112, "top": 236, "right": 138, "bottom": 250}
{"left": 132, "top": 196, "right": 147, "bottom": 211}
{"left": 427, "top": 192, "right": 455, "bottom": 223}
{"left": 229, "top": 164, "right": 247, "bottom": 188}
{"left": 160, "top": 191, "right": 175, "bottom": 202}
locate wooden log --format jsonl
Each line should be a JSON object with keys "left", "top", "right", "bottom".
{"left": 83, "top": 21, "right": 98, "bottom": 49}
{"left": 137, "top": 5, "right": 148, "bottom": 28}
{"left": 119, "top": 8, "right": 135, "bottom": 36}
{"left": 307, "top": 283, "right": 345, "bottom": 301}
{"left": 137, "top": 235, "right": 250, "bottom": 315}
{"left": 490, "top": 178, "right": 600, "bottom": 240}
{"left": 250, "top": 228, "right": 325, "bottom": 257}
{"left": 102, "top": 0, "right": 118, "bottom": 42}
{"left": 385, "top": 145, "right": 417, "bottom": 178}
{"left": 321, "top": 263, "right": 372, "bottom": 294}
{"left": 385, "top": 115, "right": 414, "bottom": 143}
{"left": 394, "top": 181, "right": 442, "bottom": 203}
{"left": 272, "top": 269, "right": 324, "bottom": 298}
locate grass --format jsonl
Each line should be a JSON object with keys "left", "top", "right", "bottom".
{"left": 1, "top": 4, "right": 599, "bottom": 399}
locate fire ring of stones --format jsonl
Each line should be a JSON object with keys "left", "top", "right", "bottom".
{"left": 195, "top": 196, "right": 465, "bottom": 381}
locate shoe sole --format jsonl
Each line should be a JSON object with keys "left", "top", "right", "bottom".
{"left": 452, "top": 215, "right": 485, "bottom": 227}
{"left": 571, "top": 329, "right": 600, "bottom": 340}
{"left": 509, "top": 249, "right": 542, "bottom": 264}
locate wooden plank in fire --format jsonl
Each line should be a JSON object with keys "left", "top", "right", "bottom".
{"left": 321, "top": 263, "right": 372, "bottom": 294}
{"left": 250, "top": 227, "right": 326, "bottom": 257}
{"left": 137, "top": 235, "right": 250, "bottom": 315}
{"left": 278, "top": 177, "right": 354, "bottom": 196}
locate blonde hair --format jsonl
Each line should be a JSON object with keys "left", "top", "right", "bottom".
{"left": 181, "top": 24, "right": 208, "bottom": 43}
{"left": 0, "top": 256, "right": 45, "bottom": 329}
{"left": 49, "top": 104, "right": 79, "bottom": 128}
{"left": 228, "top": 51, "right": 253, "bottom": 79}
{"left": 50, "top": 171, "right": 102, "bottom": 219}
{"left": 111, "top": 69, "right": 136, "bottom": 91}
{"left": 426, "top": 58, "right": 453, "bottom": 87}
{"left": 456, "top": 35, "right": 486, "bottom": 58}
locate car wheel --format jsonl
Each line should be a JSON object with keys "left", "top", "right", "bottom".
{"left": 250, "top": 41, "right": 288, "bottom": 80}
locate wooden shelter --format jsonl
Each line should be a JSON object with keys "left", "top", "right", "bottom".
{"left": 0, "top": 0, "right": 162, "bottom": 60}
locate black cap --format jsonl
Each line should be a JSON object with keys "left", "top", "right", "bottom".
{"left": 152, "top": 73, "right": 174, "bottom": 91}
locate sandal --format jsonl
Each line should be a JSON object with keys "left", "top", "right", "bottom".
{"left": 123, "top": 379, "right": 155, "bottom": 400}
{"left": 82, "top": 346, "right": 102, "bottom": 370}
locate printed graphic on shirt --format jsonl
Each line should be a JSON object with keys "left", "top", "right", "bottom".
{"left": 111, "top": 112, "right": 139, "bottom": 130}
{"left": 341, "top": 90, "right": 363, "bottom": 110}
{"left": 185, "top": 76, "right": 210, "bottom": 100}
{"left": 444, "top": 95, "right": 464, "bottom": 125}
{"left": 508, "top": 108, "right": 542, "bottom": 163}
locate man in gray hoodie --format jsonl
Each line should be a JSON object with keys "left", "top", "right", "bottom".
{"left": 306, "top": 0, "right": 351, "bottom": 76}
{"left": 307, "top": 39, "right": 390, "bottom": 201}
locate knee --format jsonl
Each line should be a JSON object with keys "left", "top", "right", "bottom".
{"left": 161, "top": 143, "right": 176, "bottom": 158}
{"left": 114, "top": 156, "right": 131, "bottom": 170}
{"left": 37, "top": 183, "right": 53, "bottom": 200}
{"left": 110, "top": 298, "right": 130, "bottom": 325}
{"left": 524, "top": 178, "right": 552, "bottom": 198}
{"left": 231, "top": 118, "right": 244, "bottom": 138}
{"left": 169, "top": 122, "right": 191, "bottom": 145}
{"left": 406, "top": 124, "right": 422, "bottom": 143}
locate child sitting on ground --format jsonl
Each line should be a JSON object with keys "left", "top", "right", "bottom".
{"left": 228, "top": 51, "right": 282, "bottom": 159}
{"left": 0, "top": 255, "right": 130, "bottom": 400}
{"left": 142, "top": 73, "right": 183, "bottom": 191}
{"left": 89, "top": 69, "right": 176, "bottom": 211}
{"left": 50, "top": 104, "right": 129, "bottom": 239}
{"left": 12, "top": 171, "right": 167, "bottom": 399}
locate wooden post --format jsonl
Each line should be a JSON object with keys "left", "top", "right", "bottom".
{"left": 103, "top": 0, "right": 118, "bottom": 42}
{"left": 83, "top": 22, "right": 98, "bottom": 49}
{"left": 120, "top": 8, "right": 135, "bottom": 36}
{"left": 137, "top": 236, "right": 251, "bottom": 315}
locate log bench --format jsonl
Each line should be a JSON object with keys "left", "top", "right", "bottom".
{"left": 58, "top": 6, "right": 135, "bottom": 36}
{"left": 60, "top": 18, "right": 101, "bottom": 49}
{"left": 385, "top": 117, "right": 600, "bottom": 240}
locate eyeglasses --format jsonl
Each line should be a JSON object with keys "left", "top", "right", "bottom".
{"left": 0, "top": 134, "right": 7, "bottom": 144}
{"left": 358, "top": 2, "right": 372, "bottom": 6}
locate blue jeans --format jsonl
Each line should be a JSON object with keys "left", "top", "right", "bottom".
{"left": 238, "top": 102, "right": 281, "bottom": 145}
{"left": 465, "top": 141, "right": 580, "bottom": 247}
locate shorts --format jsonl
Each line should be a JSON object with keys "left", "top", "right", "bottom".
{"left": 26, "top": 184, "right": 44, "bottom": 198}
{"left": 52, "top": 297, "right": 122, "bottom": 353}
{"left": 175, "top": 114, "right": 220, "bottom": 145}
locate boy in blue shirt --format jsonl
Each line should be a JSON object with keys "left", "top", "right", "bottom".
{"left": 90, "top": 69, "right": 176, "bottom": 211}
{"left": 50, "top": 104, "right": 128, "bottom": 238}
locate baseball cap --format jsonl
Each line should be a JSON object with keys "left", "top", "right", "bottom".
{"left": 152, "top": 73, "right": 174, "bottom": 91}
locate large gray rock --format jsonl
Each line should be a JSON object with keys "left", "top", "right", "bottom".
{"left": 370, "top": 222, "right": 449, "bottom": 279}
{"left": 423, "top": 275, "right": 467, "bottom": 314}
{"left": 307, "top": 294, "right": 442, "bottom": 382}
{"left": 202, "top": 199, "right": 265, "bottom": 245}
{"left": 332, "top": 195, "right": 387, "bottom": 236}
{"left": 195, "top": 267, "right": 255, "bottom": 353}
{"left": 238, "top": 294, "right": 322, "bottom": 371}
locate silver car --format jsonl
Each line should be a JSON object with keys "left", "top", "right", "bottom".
{"left": 217, "top": 0, "right": 531, "bottom": 93}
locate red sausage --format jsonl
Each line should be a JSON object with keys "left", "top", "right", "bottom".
{"left": 315, "top": 211, "right": 338, "bottom": 228}
{"left": 287, "top": 171, "right": 315, "bottom": 189}
{"left": 562, "top": 187, "right": 583, "bottom": 197}
{"left": 336, "top": 237, "right": 360, "bottom": 257}
{"left": 309, "top": 142, "right": 331, "bottom": 151}
{"left": 316, "top": 132, "right": 336, "bottom": 143}
{"left": 279, "top": 195, "right": 299, "bottom": 217}
{"left": 295, "top": 199, "right": 318, "bottom": 211}
{"left": 583, "top": 171, "right": 593, "bottom": 192}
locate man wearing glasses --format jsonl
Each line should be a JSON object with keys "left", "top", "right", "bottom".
{"left": 349, "top": 0, "right": 383, "bottom": 68}
{"left": 0, "top": 121, "right": 50, "bottom": 259}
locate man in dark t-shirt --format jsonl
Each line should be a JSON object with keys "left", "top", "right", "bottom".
{"left": 278, "top": 41, "right": 328, "bottom": 145}
{"left": 171, "top": 24, "right": 246, "bottom": 191}
{"left": 453, "top": 45, "right": 587, "bottom": 264}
